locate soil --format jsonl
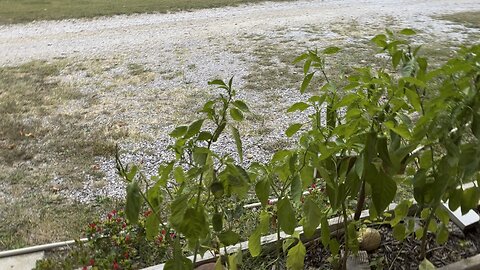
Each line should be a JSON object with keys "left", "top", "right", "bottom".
{"left": 305, "top": 221, "right": 480, "bottom": 269}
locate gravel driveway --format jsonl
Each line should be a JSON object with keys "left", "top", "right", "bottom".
{"left": 0, "top": 0, "right": 479, "bottom": 66}
{"left": 1, "top": 0, "right": 480, "bottom": 203}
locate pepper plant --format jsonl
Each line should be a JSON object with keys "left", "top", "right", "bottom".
{"left": 114, "top": 30, "right": 480, "bottom": 270}
{"left": 117, "top": 77, "right": 251, "bottom": 270}
{"left": 248, "top": 29, "right": 480, "bottom": 270}
{"left": 373, "top": 31, "right": 480, "bottom": 264}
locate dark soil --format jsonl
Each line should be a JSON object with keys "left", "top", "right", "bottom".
{"left": 305, "top": 221, "right": 480, "bottom": 269}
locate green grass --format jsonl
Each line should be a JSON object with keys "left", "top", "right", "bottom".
{"left": 0, "top": 0, "right": 292, "bottom": 24}
{"left": 0, "top": 60, "right": 126, "bottom": 250}
{"left": 439, "top": 11, "right": 480, "bottom": 28}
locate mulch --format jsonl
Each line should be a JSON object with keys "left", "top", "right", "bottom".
{"left": 305, "top": 218, "right": 480, "bottom": 269}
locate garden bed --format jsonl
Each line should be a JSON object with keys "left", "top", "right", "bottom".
{"left": 305, "top": 221, "right": 480, "bottom": 269}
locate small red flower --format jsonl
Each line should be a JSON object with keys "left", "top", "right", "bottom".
{"left": 89, "top": 258, "right": 95, "bottom": 266}
{"left": 116, "top": 218, "right": 122, "bottom": 223}
{"left": 83, "top": 267, "right": 88, "bottom": 270}
{"left": 113, "top": 261, "right": 120, "bottom": 270}
{"left": 311, "top": 183, "right": 317, "bottom": 189}
{"left": 107, "top": 213, "right": 112, "bottom": 219}
{"left": 88, "top": 223, "right": 96, "bottom": 229}
{"left": 170, "top": 233, "right": 176, "bottom": 239}
{"left": 124, "top": 252, "right": 129, "bottom": 259}
{"left": 125, "top": 235, "right": 130, "bottom": 243}
{"left": 122, "top": 223, "right": 127, "bottom": 229}
{"left": 267, "top": 199, "right": 272, "bottom": 205}
{"left": 161, "top": 229, "right": 166, "bottom": 235}
{"left": 143, "top": 210, "right": 152, "bottom": 217}
{"left": 111, "top": 210, "right": 117, "bottom": 215}
{"left": 157, "top": 235, "right": 164, "bottom": 243}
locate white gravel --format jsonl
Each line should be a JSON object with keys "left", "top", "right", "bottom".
{"left": 2, "top": 0, "right": 479, "bottom": 203}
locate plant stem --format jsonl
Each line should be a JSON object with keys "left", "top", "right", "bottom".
{"left": 341, "top": 202, "right": 349, "bottom": 270}
{"left": 354, "top": 179, "right": 366, "bottom": 221}
{"left": 420, "top": 204, "right": 438, "bottom": 260}
{"left": 276, "top": 223, "right": 282, "bottom": 270}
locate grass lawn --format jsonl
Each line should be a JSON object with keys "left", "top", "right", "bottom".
{"left": 438, "top": 11, "right": 480, "bottom": 29}
{"left": 0, "top": 0, "right": 291, "bottom": 24}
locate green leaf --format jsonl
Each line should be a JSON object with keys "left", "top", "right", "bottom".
{"left": 197, "top": 131, "right": 212, "bottom": 141}
{"left": 232, "top": 100, "right": 250, "bottom": 112}
{"left": 286, "top": 241, "right": 306, "bottom": 270}
{"left": 283, "top": 238, "right": 296, "bottom": 253}
{"left": 286, "top": 123, "right": 303, "bottom": 137}
{"left": 435, "top": 207, "right": 450, "bottom": 225}
{"left": 126, "top": 165, "right": 138, "bottom": 182}
{"left": 287, "top": 102, "right": 310, "bottom": 113}
{"left": 400, "top": 28, "right": 417, "bottom": 36}
{"left": 391, "top": 200, "right": 412, "bottom": 226}
{"left": 392, "top": 50, "right": 402, "bottom": 68}
{"left": 219, "top": 230, "right": 240, "bottom": 246}
{"left": 208, "top": 79, "right": 227, "bottom": 87}
{"left": 323, "top": 46, "right": 341, "bottom": 55}
{"left": 277, "top": 198, "right": 297, "bottom": 235}
{"left": 293, "top": 53, "right": 308, "bottom": 64}
{"left": 255, "top": 179, "right": 270, "bottom": 207}
{"left": 178, "top": 207, "right": 208, "bottom": 241}
{"left": 173, "top": 166, "right": 186, "bottom": 184}
{"left": 157, "top": 161, "right": 174, "bottom": 187}
{"left": 212, "top": 212, "right": 223, "bottom": 232}
{"left": 401, "top": 77, "right": 426, "bottom": 88}
{"left": 164, "top": 256, "right": 193, "bottom": 270}
{"left": 320, "top": 217, "right": 330, "bottom": 248}
{"left": 259, "top": 210, "right": 270, "bottom": 233}
{"left": 212, "top": 122, "right": 226, "bottom": 142}
{"left": 384, "top": 121, "right": 411, "bottom": 139}
{"left": 210, "top": 182, "right": 224, "bottom": 199}
{"left": 230, "top": 108, "right": 244, "bottom": 121}
{"left": 228, "top": 251, "right": 242, "bottom": 270}
{"left": 472, "top": 111, "right": 480, "bottom": 140}
{"left": 170, "top": 194, "right": 189, "bottom": 229}
{"left": 419, "top": 259, "right": 436, "bottom": 270}
{"left": 300, "top": 73, "right": 314, "bottom": 94}
{"left": 125, "top": 181, "right": 143, "bottom": 224}
{"left": 405, "top": 88, "right": 422, "bottom": 112}
{"left": 332, "top": 93, "right": 359, "bottom": 110}
{"left": 461, "top": 188, "right": 480, "bottom": 215}
{"left": 170, "top": 126, "right": 188, "bottom": 138}
{"left": 329, "top": 239, "right": 340, "bottom": 256}
{"left": 303, "top": 197, "right": 322, "bottom": 238}
{"left": 303, "top": 59, "right": 312, "bottom": 75}
{"left": 436, "top": 224, "right": 449, "bottom": 244}
{"left": 146, "top": 213, "right": 160, "bottom": 240}
{"left": 184, "top": 119, "right": 204, "bottom": 139}
{"left": 371, "top": 34, "right": 387, "bottom": 48}
{"left": 448, "top": 188, "right": 462, "bottom": 211}
{"left": 231, "top": 126, "right": 243, "bottom": 162}
{"left": 366, "top": 166, "right": 397, "bottom": 214}
{"left": 145, "top": 187, "right": 161, "bottom": 240}
{"left": 308, "top": 95, "right": 326, "bottom": 104}
{"left": 290, "top": 175, "right": 302, "bottom": 202}
{"left": 215, "top": 257, "right": 223, "bottom": 270}
{"left": 392, "top": 223, "right": 406, "bottom": 241}
{"left": 248, "top": 229, "right": 262, "bottom": 257}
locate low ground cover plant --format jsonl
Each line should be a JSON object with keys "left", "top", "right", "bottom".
{"left": 35, "top": 29, "right": 479, "bottom": 269}
{"left": 35, "top": 209, "right": 170, "bottom": 269}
